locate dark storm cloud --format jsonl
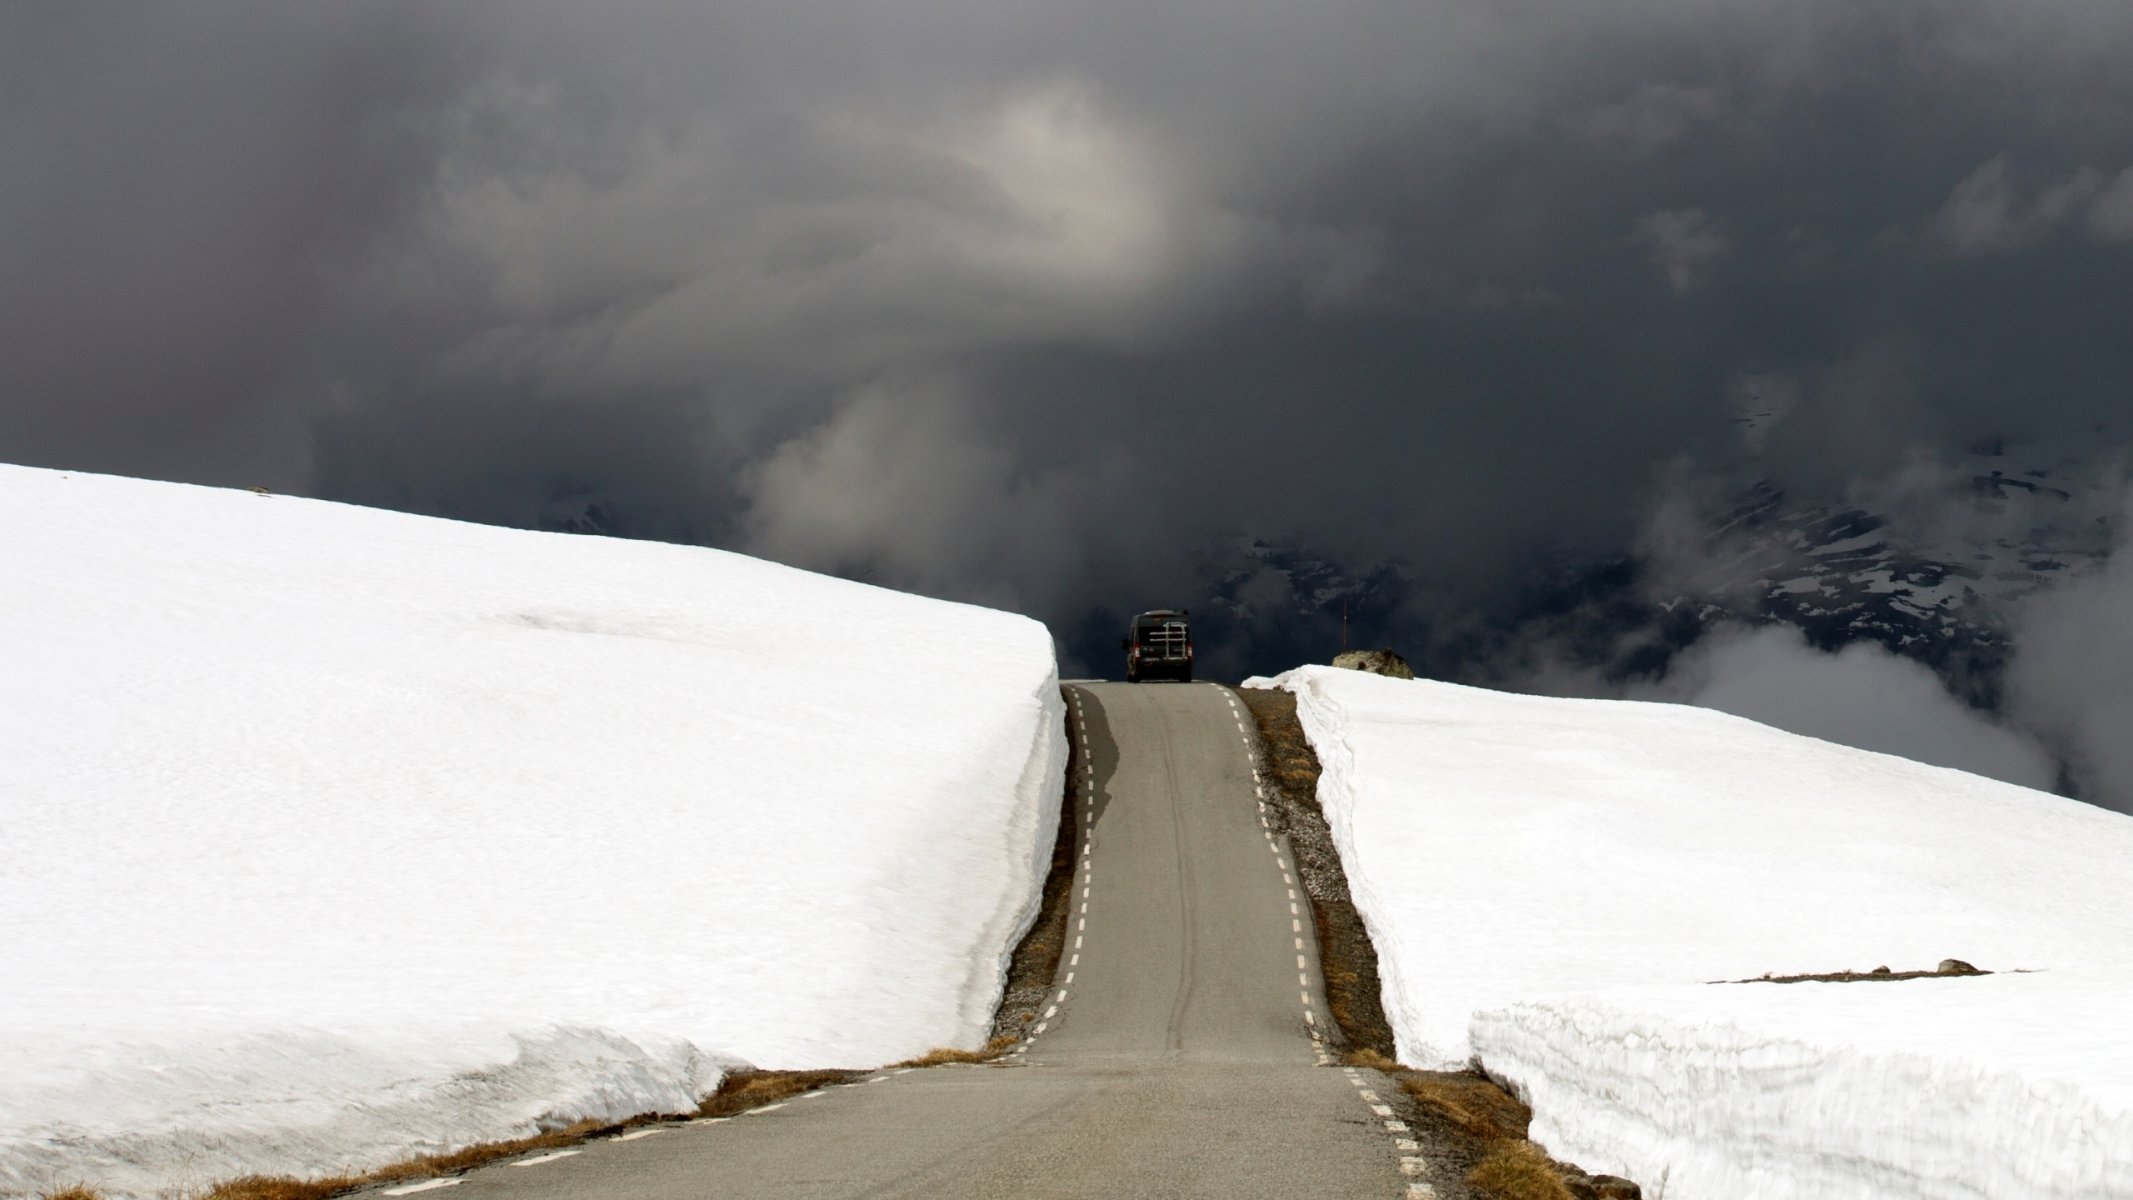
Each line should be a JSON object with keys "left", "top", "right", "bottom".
{"left": 9, "top": 1, "right": 2133, "bottom": 681}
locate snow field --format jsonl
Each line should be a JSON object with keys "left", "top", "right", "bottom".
{"left": 0, "top": 464, "right": 1066, "bottom": 1198}
{"left": 1257, "top": 665, "right": 2133, "bottom": 1200}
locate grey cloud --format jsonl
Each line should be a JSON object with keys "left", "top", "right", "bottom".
{"left": 8, "top": 0, "right": 2133, "bottom": 690}
{"left": 1633, "top": 208, "right": 1733, "bottom": 293}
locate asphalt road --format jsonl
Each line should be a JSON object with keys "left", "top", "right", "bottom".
{"left": 359, "top": 682, "right": 1425, "bottom": 1198}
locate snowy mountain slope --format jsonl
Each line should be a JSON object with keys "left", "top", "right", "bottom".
{"left": 0, "top": 464, "right": 1066, "bottom": 1199}
{"left": 1258, "top": 665, "right": 2133, "bottom": 1200}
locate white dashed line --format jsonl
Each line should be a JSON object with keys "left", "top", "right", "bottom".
{"left": 1359, "top": 1090, "right": 1381, "bottom": 1103}
{"left": 382, "top": 1181, "right": 460, "bottom": 1196}
{"left": 1397, "top": 1139, "right": 1421, "bottom": 1152}
{"left": 512, "top": 1150, "right": 579, "bottom": 1167}
{"left": 1372, "top": 1104, "right": 1395, "bottom": 1117}
{"left": 1044, "top": 1006, "right": 1058, "bottom": 1019}
{"left": 747, "top": 1104, "right": 787, "bottom": 1115}
{"left": 615, "top": 1128, "right": 666, "bottom": 1142}
{"left": 1401, "top": 1158, "right": 1430, "bottom": 1176}
{"left": 1385, "top": 1120, "right": 1410, "bottom": 1132}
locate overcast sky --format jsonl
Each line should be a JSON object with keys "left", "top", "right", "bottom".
{"left": 8, "top": 2, "right": 2133, "bottom": 764}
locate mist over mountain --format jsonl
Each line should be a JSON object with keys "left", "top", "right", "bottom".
{"left": 8, "top": 2, "right": 2133, "bottom": 810}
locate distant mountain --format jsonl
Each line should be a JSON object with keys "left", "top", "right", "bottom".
{"left": 1194, "top": 436, "right": 2119, "bottom": 710}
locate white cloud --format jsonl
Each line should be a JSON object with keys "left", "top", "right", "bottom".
{"left": 2008, "top": 503, "right": 2133, "bottom": 814}
{"left": 1632, "top": 624, "right": 2059, "bottom": 793}
{"left": 1632, "top": 208, "right": 1733, "bottom": 292}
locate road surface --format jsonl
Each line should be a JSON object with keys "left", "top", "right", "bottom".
{"left": 358, "top": 682, "right": 1425, "bottom": 1198}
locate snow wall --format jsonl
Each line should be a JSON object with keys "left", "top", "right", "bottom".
{"left": 0, "top": 464, "right": 1066, "bottom": 1198}
{"left": 1259, "top": 664, "right": 2133, "bottom": 1200}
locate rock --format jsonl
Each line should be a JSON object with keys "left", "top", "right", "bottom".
{"left": 1871, "top": 965, "right": 1892, "bottom": 975}
{"left": 1937, "top": 958, "right": 1982, "bottom": 975}
{"left": 1332, "top": 648, "right": 1415, "bottom": 679}
{"left": 1592, "top": 1177, "right": 1643, "bottom": 1200}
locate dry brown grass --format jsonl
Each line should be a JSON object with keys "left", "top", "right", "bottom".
{"left": 694, "top": 1068, "right": 861, "bottom": 1120}
{"left": 1341, "top": 1047, "right": 1400, "bottom": 1071}
{"left": 1400, "top": 1070, "right": 1533, "bottom": 1143}
{"left": 1468, "top": 1140, "right": 1579, "bottom": 1200}
{"left": 895, "top": 1036, "right": 1019, "bottom": 1068}
{"left": 39, "top": 1189, "right": 107, "bottom": 1200}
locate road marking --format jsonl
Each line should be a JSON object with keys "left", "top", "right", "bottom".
{"left": 1359, "top": 1090, "right": 1381, "bottom": 1103}
{"left": 1064, "top": 971, "right": 1074, "bottom": 984}
{"left": 1288, "top": 888, "right": 1297, "bottom": 900}
{"left": 1078, "top": 918, "right": 1085, "bottom": 931}
{"left": 1278, "top": 857, "right": 1290, "bottom": 870}
{"left": 1292, "top": 919, "right": 1302, "bottom": 933}
{"left": 382, "top": 1181, "right": 459, "bottom": 1196}
{"left": 513, "top": 1151, "right": 580, "bottom": 1166}
{"left": 1290, "top": 902, "right": 1299, "bottom": 915}
{"left": 1304, "top": 1009, "right": 1315, "bottom": 1025}
{"left": 1034, "top": 1022, "right": 1048, "bottom": 1034}
{"left": 1294, "top": 937, "right": 1304, "bottom": 950}
{"left": 1409, "top": 1185, "right": 1439, "bottom": 1199}
{"left": 1385, "top": 1120, "right": 1410, "bottom": 1132}
{"left": 747, "top": 1104, "right": 787, "bottom": 1115}
{"left": 1397, "top": 1139, "right": 1421, "bottom": 1152}
{"left": 614, "top": 1127, "right": 667, "bottom": 1142}
{"left": 1044, "top": 1006, "right": 1058, "bottom": 1019}
{"left": 1372, "top": 1104, "right": 1395, "bottom": 1117}
{"left": 1075, "top": 935, "right": 1083, "bottom": 949}
{"left": 1070, "top": 954, "right": 1079, "bottom": 966}
{"left": 1401, "top": 1157, "right": 1430, "bottom": 1176}
{"left": 1284, "top": 873, "right": 1295, "bottom": 886}
{"left": 1297, "top": 954, "right": 1307, "bottom": 969}
{"left": 1301, "top": 990, "right": 1312, "bottom": 1006}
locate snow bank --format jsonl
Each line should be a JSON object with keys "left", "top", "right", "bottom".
{"left": 1472, "top": 972, "right": 2133, "bottom": 1200}
{"left": 0, "top": 464, "right": 1065, "bottom": 1198}
{"left": 1256, "top": 665, "right": 2133, "bottom": 1200}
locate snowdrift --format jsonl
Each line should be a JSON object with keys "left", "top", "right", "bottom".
{"left": 0, "top": 464, "right": 1065, "bottom": 1198}
{"left": 1257, "top": 665, "right": 2133, "bottom": 1200}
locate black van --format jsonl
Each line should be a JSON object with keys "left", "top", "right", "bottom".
{"left": 1123, "top": 610, "right": 1193, "bottom": 683}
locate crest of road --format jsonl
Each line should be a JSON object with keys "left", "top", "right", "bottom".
{"left": 374, "top": 683, "right": 1413, "bottom": 1198}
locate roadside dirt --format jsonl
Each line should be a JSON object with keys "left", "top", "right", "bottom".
{"left": 989, "top": 703, "right": 1080, "bottom": 1046}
